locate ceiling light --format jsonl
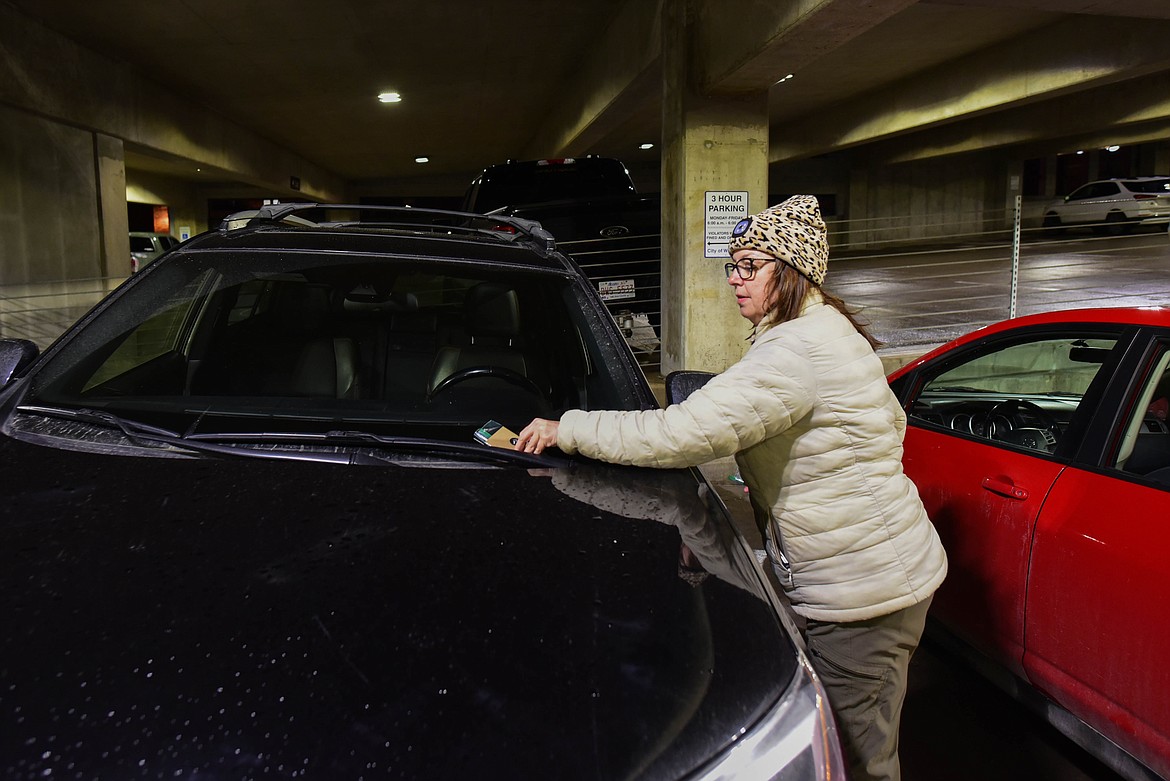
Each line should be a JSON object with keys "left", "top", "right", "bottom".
{"left": 775, "top": 73, "right": 795, "bottom": 84}
{"left": 639, "top": 143, "right": 654, "bottom": 150}
{"left": 415, "top": 156, "right": 430, "bottom": 164}
{"left": 1105, "top": 145, "right": 1120, "bottom": 152}
{"left": 378, "top": 92, "right": 402, "bottom": 103}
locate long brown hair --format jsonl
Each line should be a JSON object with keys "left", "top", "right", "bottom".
{"left": 763, "top": 262, "right": 881, "bottom": 349}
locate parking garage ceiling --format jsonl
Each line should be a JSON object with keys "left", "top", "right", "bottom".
{"left": 6, "top": 0, "right": 1170, "bottom": 189}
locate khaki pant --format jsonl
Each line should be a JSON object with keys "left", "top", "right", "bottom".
{"left": 805, "top": 597, "right": 932, "bottom": 781}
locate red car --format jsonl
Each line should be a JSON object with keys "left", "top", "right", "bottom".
{"left": 888, "top": 307, "right": 1170, "bottom": 781}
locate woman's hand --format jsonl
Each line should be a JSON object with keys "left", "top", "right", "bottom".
{"left": 515, "top": 418, "right": 560, "bottom": 454}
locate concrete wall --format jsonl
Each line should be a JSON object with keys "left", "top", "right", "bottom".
{"left": 841, "top": 152, "right": 1005, "bottom": 250}
{"left": 0, "top": 2, "right": 345, "bottom": 205}
{"left": 770, "top": 156, "right": 851, "bottom": 215}
{"left": 0, "top": 1, "right": 347, "bottom": 289}
{"left": 0, "top": 103, "right": 104, "bottom": 285}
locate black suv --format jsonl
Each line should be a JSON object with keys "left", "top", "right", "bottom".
{"left": 0, "top": 205, "right": 842, "bottom": 780}
{"left": 464, "top": 159, "right": 662, "bottom": 365}
{"left": 461, "top": 157, "right": 637, "bottom": 214}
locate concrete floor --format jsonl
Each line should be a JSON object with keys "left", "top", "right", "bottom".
{"left": 901, "top": 638, "right": 1122, "bottom": 781}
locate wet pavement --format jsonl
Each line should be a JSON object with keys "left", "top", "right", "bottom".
{"left": 832, "top": 229, "right": 1170, "bottom": 351}
{"left": 901, "top": 638, "right": 1122, "bottom": 781}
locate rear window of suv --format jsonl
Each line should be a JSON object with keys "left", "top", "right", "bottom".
{"left": 1126, "top": 179, "right": 1170, "bottom": 194}
{"left": 463, "top": 158, "right": 637, "bottom": 213}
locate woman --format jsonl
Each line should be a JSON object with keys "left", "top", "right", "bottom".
{"left": 515, "top": 194, "right": 947, "bottom": 781}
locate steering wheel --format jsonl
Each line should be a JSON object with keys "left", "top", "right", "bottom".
{"left": 982, "top": 399, "right": 1060, "bottom": 451}
{"left": 428, "top": 365, "right": 545, "bottom": 401}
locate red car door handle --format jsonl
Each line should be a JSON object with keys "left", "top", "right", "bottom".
{"left": 982, "top": 476, "right": 1029, "bottom": 501}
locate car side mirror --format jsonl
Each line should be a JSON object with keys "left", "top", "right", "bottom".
{"left": 0, "top": 339, "right": 39, "bottom": 386}
{"left": 665, "top": 370, "right": 716, "bottom": 405}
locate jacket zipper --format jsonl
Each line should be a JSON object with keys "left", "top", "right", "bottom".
{"left": 768, "top": 515, "right": 795, "bottom": 586}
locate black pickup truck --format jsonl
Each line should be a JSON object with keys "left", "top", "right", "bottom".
{"left": 464, "top": 158, "right": 662, "bottom": 362}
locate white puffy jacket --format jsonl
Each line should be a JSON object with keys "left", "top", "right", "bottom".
{"left": 559, "top": 295, "right": 947, "bottom": 622}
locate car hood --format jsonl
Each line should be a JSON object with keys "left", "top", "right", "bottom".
{"left": 0, "top": 434, "right": 796, "bottom": 779}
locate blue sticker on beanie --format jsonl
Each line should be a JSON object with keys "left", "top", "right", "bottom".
{"left": 731, "top": 217, "right": 752, "bottom": 237}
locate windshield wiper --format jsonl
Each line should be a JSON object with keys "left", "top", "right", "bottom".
{"left": 187, "top": 429, "right": 567, "bottom": 466}
{"left": 16, "top": 404, "right": 269, "bottom": 459}
{"left": 329, "top": 430, "right": 567, "bottom": 466}
{"left": 20, "top": 404, "right": 182, "bottom": 440}
{"left": 17, "top": 404, "right": 339, "bottom": 461}
{"left": 18, "top": 406, "right": 565, "bottom": 466}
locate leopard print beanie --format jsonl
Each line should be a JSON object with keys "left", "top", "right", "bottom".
{"left": 727, "top": 195, "right": 828, "bottom": 285}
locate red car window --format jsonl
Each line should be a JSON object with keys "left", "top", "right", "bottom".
{"left": 1109, "top": 342, "right": 1170, "bottom": 480}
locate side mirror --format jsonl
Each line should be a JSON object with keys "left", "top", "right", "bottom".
{"left": 665, "top": 370, "right": 716, "bottom": 405}
{"left": 0, "top": 339, "right": 39, "bottom": 386}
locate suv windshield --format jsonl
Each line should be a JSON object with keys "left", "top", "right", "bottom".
{"left": 24, "top": 250, "right": 641, "bottom": 441}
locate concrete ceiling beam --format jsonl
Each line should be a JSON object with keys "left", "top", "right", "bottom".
{"left": 0, "top": 2, "right": 346, "bottom": 200}
{"left": 770, "top": 14, "right": 1170, "bottom": 163}
{"left": 692, "top": 0, "right": 919, "bottom": 95}
{"left": 522, "top": 0, "right": 664, "bottom": 158}
{"left": 924, "top": 0, "right": 1170, "bottom": 20}
{"left": 854, "top": 71, "right": 1170, "bottom": 164}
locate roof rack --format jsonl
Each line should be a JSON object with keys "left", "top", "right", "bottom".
{"left": 218, "top": 203, "right": 557, "bottom": 252}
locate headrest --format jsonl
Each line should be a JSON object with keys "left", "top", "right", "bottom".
{"left": 273, "top": 284, "right": 332, "bottom": 333}
{"left": 464, "top": 283, "right": 520, "bottom": 338}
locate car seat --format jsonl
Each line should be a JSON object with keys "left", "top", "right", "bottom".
{"left": 195, "top": 283, "right": 359, "bottom": 398}
{"left": 428, "top": 282, "right": 531, "bottom": 395}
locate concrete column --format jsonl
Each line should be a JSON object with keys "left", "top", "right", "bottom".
{"left": 1003, "top": 158, "right": 1022, "bottom": 231}
{"left": 660, "top": 0, "right": 769, "bottom": 375}
{"left": 1153, "top": 142, "right": 1170, "bottom": 174}
{"left": 1044, "top": 155, "right": 1058, "bottom": 198}
{"left": 95, "top": 134, "right": 130, "bottom": 282}
{"left": 847, "top": 167, "right": 871, "bottom": 250}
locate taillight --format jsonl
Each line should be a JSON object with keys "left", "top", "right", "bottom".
{"left": 1133, "top": 194, "right": 1156, "bottom": 200}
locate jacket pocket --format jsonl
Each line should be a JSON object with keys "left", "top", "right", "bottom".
{"left": 766, "top": 517, "right": 796, "bottom": 590}
{"left": 806, "top": 637, "right": 887, "bottom": 682}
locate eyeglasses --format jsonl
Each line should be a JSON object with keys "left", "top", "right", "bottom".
{"left": 724, "top": 259, "right": 771, "bottom": 281}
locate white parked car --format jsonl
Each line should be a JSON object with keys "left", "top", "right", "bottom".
{"left": 1042, "top": 177, "right": 1170, "bottom": 233}
{"left": 129, "top": 231, "right": 179, "bottom": 272}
